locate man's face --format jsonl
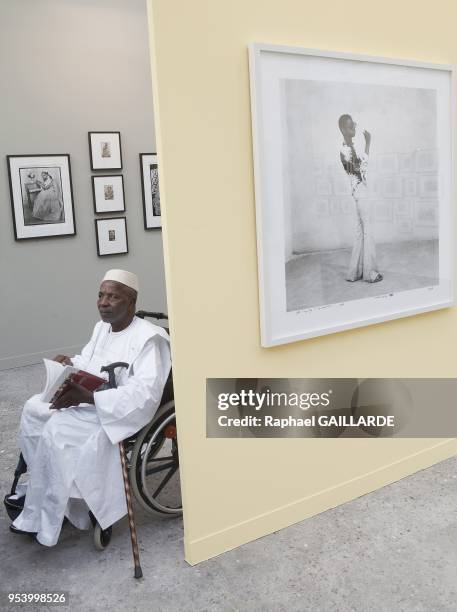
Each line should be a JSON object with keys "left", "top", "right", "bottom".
{"left": 97, "top": 280, "right": 135, "bottom": 328}
{"left": 342, "top": 117, "right": 356, "bottom": 138}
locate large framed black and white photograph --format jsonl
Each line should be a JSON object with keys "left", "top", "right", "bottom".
{"left": 95, "top": 216, "right": 128, "bottom": 256}
{"left": 7, "top": 154, "right": 76, "bottom": 240}
{"left": 89, "top": 131, "right": 122, "bottom": 170}
{"left": 140, "top": 153, "right": 161, "bottom": 229}
{"left": 249, "top": 44, "right": 455, "bottom": 346}
{"left": 92, "top": 175, "right": 125, "bottom": 213}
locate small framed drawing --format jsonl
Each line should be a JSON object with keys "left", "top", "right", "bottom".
{"left": 249, "top": 43, "right": 454, "bottom": 346}
{"left": 377, "top": 153, "right": 399, "bottom": 174}
{"left": 7, "top": 154, "right": 76, "bottom": 240}
{"left": 394, "top": 200, "right": 412, "bottom": 218}
{"left": 140, "top": 153, "right": 161, "bottom": 229}
{"left": 404, "top": 176, "right": 417, "bottom": 197}
{"left": 314, "top": 197, "right": 329, "bottom": 217}
{"left": 316, "top": 178, "right": 332, "bottom": 196}
{"left": 381, "top": 176, "right": 403, "bottom": 198}
{"left": 419, "top": 175, "right": 439, "bottom": 198}
{"left": 372, "top": 201, "right": 393, "bottom": 222}
{"left": 88, "top": 132, "right": 122, "bottom": 170}
{"left": 95, "top": 216, "right": 128, "bottom": 256}
{"left": 399, "top": 153, "right": 415, "bottom": 173}
{"left": 415, "top": 149, "right": 438, "bottom": 173}
{"left": 92, "top": 175, "right": 125, "bottom": 213}
{"left": 415, "top": 200, "right": 439, "bottom": 227}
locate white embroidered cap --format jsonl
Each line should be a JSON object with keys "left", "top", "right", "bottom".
{"left": 102, "top": 269, "right": 139, "bottom": 292}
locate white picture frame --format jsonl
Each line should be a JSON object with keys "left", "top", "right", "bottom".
{"left": 92, "top": 175, "right": 125, "bottom": 213}
{"left": 7, "top": 154, "right": 76, "bottom": 240}
{"left": 140, "top": 153, "right": 161, "bottom": 229}
{"left": 249, "top": 43, "right": 455, "bottom": 346}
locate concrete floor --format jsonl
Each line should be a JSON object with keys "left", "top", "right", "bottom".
{"left": 1, "top": 363, "right": 457, "bottom": 612}
{"left": 286, "top": 240, "right": 439, "bottom": 311}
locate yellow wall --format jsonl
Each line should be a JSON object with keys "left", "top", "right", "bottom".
{"left": 147, "top": 0, "right": 457, "bottom": 564}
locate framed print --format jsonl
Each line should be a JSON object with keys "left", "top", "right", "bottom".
{"left": 415, "top": 200, "right": 439, "bottom": 227}
{"left": 377, "top": 153, "right": 399, "bottom": 174}
{"left": 381, "top": 176, "right": 403, "bottom": 198}
{"left": 330, "top": 199, "right": 341, "bottom": 215}
{"left": 249, "top": 43, "right": 455, "bottom": 346}
{"left": 419, "top": 174, "right": 439, "bottom": 197}
{"left": 399, "top": 152, "right": 416, "bottom": 173}
{"left": 95, "top": 216, "right": 128, "bottom": 256}
{"left": 365, "top": 176, "right": 380, "bottom": 198}
{"left": 332, "top": 175, "right": 352, "bottom": 196}
{"left": 92, "top": 175, "right": 125, "bottom": 213}
{"left": 7, "top": 154, "right": 76, "bottom": 240}
{"left": 341, "top": 197, "right": 352, "bottom": 215}
{"left": 314, "top": 197, "right": 330, "bottom": 217}
{"left": 140, "top": 153, "right": 161, "bottom": 229}
{"left": 415, "top": 149, "right": 438, "bottom": 172}
{"left": 394, "top": 200, "right": 412, "bottom": 218}
{"left": 316, "top": 178, "right": 332, "bottom": 196}
{"left": 404, "top": 176, "right": 417, "bottom": 197}
{"left": 89, "top": 132, "right": 122, "bottom": 170}
{"left": 372, "top": 201, "right": 393, "bottom": 222}
{"left": 396, "top": 218, "right": 414, "bottom": 234}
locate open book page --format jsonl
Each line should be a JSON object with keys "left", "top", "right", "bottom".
{"left": 41, "top": 359, "right": 77, "bottom": 403}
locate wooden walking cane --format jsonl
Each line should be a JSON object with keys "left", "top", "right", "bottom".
{"left": 101, "top": 362, "right": 143, "bottom": 579}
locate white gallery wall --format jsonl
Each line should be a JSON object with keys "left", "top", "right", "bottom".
{"left": 0, "top": 0, "right": 166, "bottom": 369}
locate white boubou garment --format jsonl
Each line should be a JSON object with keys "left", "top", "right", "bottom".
{"left": 13, "top": 316, "right": 171, "bottom": 546}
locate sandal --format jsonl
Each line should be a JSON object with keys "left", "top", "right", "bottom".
{"left": 367, "top": 273, "right": 383, "bottom": 283}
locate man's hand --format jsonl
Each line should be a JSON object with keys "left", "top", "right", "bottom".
{"left": 51, "top": 379, "right": 94, "bottom": 410}
{"left": 53, "top": 354, "right": 72, "bottom": 365}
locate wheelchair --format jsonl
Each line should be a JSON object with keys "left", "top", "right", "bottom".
{"left": 4, "top": 310, "right": 182, "bottom": 551}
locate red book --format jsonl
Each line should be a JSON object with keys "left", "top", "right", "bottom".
{"left": 50, "top": 370, "right": 106, "bottom": 405}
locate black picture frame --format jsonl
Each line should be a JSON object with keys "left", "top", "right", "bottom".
{"left": 91, "top": 174, "right": 126, "bottom": 214}
{"left": 88, "top": 131, "right": 123, "bottom": 171}
{"left": 139, "top": 152, "right": 161, "bottom": 230}
{"left": 95, "top": 216, "right": 129, "bottom": 256}
{"left": 7, "top": 154, "right": 76, "bottom": 241}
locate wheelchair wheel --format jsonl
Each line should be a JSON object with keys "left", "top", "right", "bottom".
{"left": 129, "top": 401, "right": 182, "bottom": 517}
{"left": 93, "top": 523, "right": 112, "bottom": 550}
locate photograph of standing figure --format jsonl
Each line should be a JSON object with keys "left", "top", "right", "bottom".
{"left": 339, "top": 115, "right": 382, "bottom": 284}
{"left": 283, "top": 79, "right": 439, "bottom": 312}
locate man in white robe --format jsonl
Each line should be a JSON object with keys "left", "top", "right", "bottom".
{"left": 8, "top": 269, "right": 171, "bottom": 546}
